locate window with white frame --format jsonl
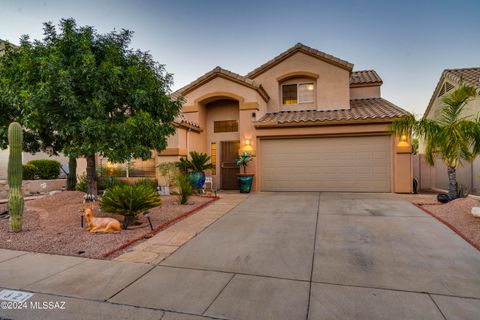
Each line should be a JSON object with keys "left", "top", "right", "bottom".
{"left": 282, "top": 82, "right": 315, "bottom": 105}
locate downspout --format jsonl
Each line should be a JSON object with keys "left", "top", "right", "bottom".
{"left": 186, "top": 128, "right": 190, "bottom": 157}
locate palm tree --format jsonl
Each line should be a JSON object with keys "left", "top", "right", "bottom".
{"left": 390, "top": 84, "right": 479, "bottom": 199}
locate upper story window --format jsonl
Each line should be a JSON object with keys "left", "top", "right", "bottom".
{"left": 214, "top": 120, "right": 238, "bottom": 133}
{"left": 282, "top": 82, "right": 315, "bottom": 105}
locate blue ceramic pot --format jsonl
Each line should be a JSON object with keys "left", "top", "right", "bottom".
{"left": 237, "top": 174, "right": 254, "bottom": 193}
{"left": 188, "top": 172, "right": 205, "bottom": 189}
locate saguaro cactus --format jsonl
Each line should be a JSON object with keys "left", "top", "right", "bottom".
{"left": 7, "top": 122, "right": 24, "bottom": 232}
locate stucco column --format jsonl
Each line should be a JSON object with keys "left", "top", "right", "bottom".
{"left": 393, "top": 135, "right": 413, "bottom": 193}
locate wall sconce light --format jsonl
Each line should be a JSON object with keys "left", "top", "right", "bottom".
{"left": 400, "top": 134, "right": 407, "bottom": 142}
{"left": 245, "top": 139, "right": 251, "bottom": 146}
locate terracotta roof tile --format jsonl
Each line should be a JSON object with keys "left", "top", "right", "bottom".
{"left": 172, "top": 66, "right": 261, "bottom": 99}
{"left": 444, "top": 67, "right": 480, "bottom": 90}
{"left": 350, "top": 70, "right": 383, "bottom": 85}
{"left": 174, "top": 114, "right": 200, "bottom": 130}
{"left": 246, "top": 43, "right": 353, "bottom": 78}
{"left": 255, "top": 98, "right": 409, "bottom": 127}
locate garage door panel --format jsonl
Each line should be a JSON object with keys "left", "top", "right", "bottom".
{"left": 260, "top": 136, "right": 391, "bottom": 192}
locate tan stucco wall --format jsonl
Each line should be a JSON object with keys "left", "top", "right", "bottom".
{"left": 350, "top": 85, "right": 381, "bottom": 99}
{"left": 251, "top": 51, "right": 351, "bottom": 111}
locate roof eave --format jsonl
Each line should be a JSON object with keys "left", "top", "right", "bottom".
{"left": 254, "top": 117, "right": 406, "bottom": 129}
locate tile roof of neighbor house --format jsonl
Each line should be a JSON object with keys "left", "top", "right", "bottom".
{"left": 255, "top": 98, "right": 409, "bottom": 127}
{"left": 350, "top": 70, "right": 383, "bottom": 85}
{"left": 246, "top": 43, "right": 354, "bottom": 78}
{"left": 424, "top": 67, "right": 480, "bottom": 117}
{"left": 444, "top": 67, "right": 480, "bottom": 90}
{"left": 171, "top": 66, "right": 269, "bottom": 102}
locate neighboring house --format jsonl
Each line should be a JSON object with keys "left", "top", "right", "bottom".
{"left": 416, "top": 67, "right": 480, "bottom": 194}
{"left": 159, "top": 43, "right": 412, "bottom": 192}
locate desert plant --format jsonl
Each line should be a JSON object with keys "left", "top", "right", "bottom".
{"left": 76, "top": 174, "right": 87, "bottom": 192}
{"left": 390, "top": 84, "right": 480, "bottom": 199}
{"left": 22, "top": 163, "right": 38, "bottom": 180}
{"left": 8, "top": 122, "right": 24, "bottom": 232}
{"left": 67, "top": 157, "right": 77, "bottom": 190}
{"left": 134, "top": 178, "right": 158, "bottom": 191}
{"left": 157, "top": 162, "right": 177, "bottom": 187}
{"left": 178, "top": 151, "right": 213, "bottom": 172}
{"left": 100, "top": 184, "right": 161, "bottom": 229}
{"left": 26, "top": 160, "right": 61, "bottom": 179}
{"left": 175, "top": 172, "right": 192, "bottom": 205}
{"left": 236, "top": 152, "right": 255, "bottom": 174}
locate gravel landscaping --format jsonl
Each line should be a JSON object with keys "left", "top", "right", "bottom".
{"left": 404, "top": 193, "right": 480, "bottom": 250}
{"left": 0, "top": 191, "right": 211, "bottom": 259}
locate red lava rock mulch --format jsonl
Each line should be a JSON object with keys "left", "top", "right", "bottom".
{"left": 404, "top": 194, "right": 480, "bottom": 251}
{"left": 0, "top": 191, "right": 212, "bottom": 259}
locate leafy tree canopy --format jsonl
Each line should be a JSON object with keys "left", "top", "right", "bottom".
{"left": 0, "top": 18, "right": 181, "bottom": 161}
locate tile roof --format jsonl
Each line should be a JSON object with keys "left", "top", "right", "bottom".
{"left": 174, "top": 114, "right": 201, "bottom": 131}
{"left": 350, "top": 70, "right": 383, "bottom": 86}
{"left": 444, "top": 67, "right": 480, "bottom": 90}
{"left": 424, "top": 67, "right": 480, "bottom": 117}
{"left": 171, "top": 66, "right": 268, "bottom": 101}
{"left": 246, "top": 43, "right": 353, "bottom": 78}
{"left": 255, "top": 98, "right": 409, "bottom": 127}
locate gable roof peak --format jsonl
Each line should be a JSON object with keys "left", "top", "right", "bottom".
{"left": 246, "top": 43, "right": 354, "bottom": 78}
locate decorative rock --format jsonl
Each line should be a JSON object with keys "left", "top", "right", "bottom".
{"left": 471, "top": 207, "right": 480, "bottom": 218}
{"left": 437, "top": 193, "right": 450, "bottom": 204}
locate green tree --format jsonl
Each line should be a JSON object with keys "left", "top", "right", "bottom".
{"left": 390, "top": 84, "right": 480, "bottom": 199}
{"left": 0, "top": 19, "right": 181, "bottom": 194}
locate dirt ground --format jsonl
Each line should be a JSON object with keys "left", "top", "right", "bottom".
{"left": 403, "top": 193, "right": 480, "bottom": 250}
{"left": 0, "top": 191, "right": 211, "bottom": 259}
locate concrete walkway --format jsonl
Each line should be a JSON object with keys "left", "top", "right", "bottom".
{"left": 114, "top": 194, "right": 247, "bottom": 264}
{"left": 1, "top": 192, "right": 480, "bottom": 320}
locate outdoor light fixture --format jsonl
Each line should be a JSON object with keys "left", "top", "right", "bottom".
{"left": 400, "top": 134, "right": 407, "bottom": 142}
{"left": 143, "top": 210, "right": 154, "bottom": 230}
{"left": 245, "top": 139, "right": 251, "bottom": 146}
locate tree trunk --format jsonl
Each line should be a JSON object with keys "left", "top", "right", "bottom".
{"left": 67, "top": 157, "right": 77, "bottom": 191}
{"left": 447, "top": 166, "right": 457, "bottom": 200}
{"left": 86, "top": 155, "right": 97, "bottom": 195}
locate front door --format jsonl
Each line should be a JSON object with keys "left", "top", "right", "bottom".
{"left": 221, "top": 141, "right": 240, "bottom": 189}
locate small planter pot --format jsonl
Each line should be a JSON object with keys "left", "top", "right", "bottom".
{"left": 237, "top": 174, "right": 254, "bottom": 193}
{"left": 158, "top": 186, "right": 170, "bottom": 196}
{"left": 188, "top": 172, "right": 205, "bottom": 189}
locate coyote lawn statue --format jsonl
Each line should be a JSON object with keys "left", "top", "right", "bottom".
{"left": 84, "top": 208, "right": 121, "bottom": 233}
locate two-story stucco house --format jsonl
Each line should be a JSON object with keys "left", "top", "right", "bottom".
{"left": 416, "top": 67, "right": 480, "bottom": 194}
{"left": 159, "top": 43, "right": 412, "bottom": 193}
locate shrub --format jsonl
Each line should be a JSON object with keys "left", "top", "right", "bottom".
{"left": 176, "top": 172, "right": 192, "bottom": 205}
{"left": 22, "top": 164, "right": 38, "bottom": 180}
{"left": 134, "top": 178, "right": 157, "bottom": 191}
{"left": 76, "top": 174, "right": 87, "bottom": 192}
{"left": 26, "top": 160, "right": 61, "bottom": 179}
{"left": 100, "top": 184, "right": 161, "bottom": 228}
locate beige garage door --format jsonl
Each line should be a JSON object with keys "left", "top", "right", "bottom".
{"left": 260, "top": 135, "right": 391, "bottom": 192}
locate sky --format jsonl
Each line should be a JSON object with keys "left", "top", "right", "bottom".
{"left": 0, "top": 0, "right": 479, "bottom": 115}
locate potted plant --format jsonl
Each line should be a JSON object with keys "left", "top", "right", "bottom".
{"left": 177, "top": 151, "right": 213, "bottom": 189}
{"left": 236, "top": 152, "right": 255, "bottom": 193}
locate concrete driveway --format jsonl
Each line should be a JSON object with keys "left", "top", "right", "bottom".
{"left": 2, "top": 192, "right": 480, "bottom": 320}
{"left": 111, "top": 192, "right": 480, "bottom": 320}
